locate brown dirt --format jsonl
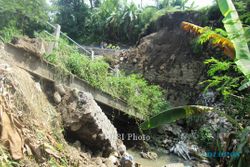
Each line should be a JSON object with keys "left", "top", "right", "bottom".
{"left": 116, "top": 11, "right": 210, "bottom": 106}
{"left": 10, "top": 37, "right": 47, "bottom": 57}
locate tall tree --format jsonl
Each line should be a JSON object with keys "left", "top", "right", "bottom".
{"left": 55, "top": 0, "right": 90, "bottom": 41}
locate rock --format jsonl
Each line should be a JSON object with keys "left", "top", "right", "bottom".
{"left": 164, "top": 124, "right": 182, "bottom": 137}
{"left": 117, "top": 144, "right": 126, "bottom": 155}
{"left": 72, "top": 140, "right": 81, "bottom": 151}
{"left": 34, "top": 82, "right": 42, "bottom": 92}
{"left": 24, "top": 144, "right": 33, "bottom": 156}
{"left": 93, "top": 157, "right": 103, "bottom": 165}
{"left": 140, "top": 151, "right": 158, "bottom": 160}
{"left": 105, "top": 158, "right": 116, "bottom": 167}
{"left": 72, "top": 88, "right": 79, "bottom": 98}
{"left": 53, "top": 92, "right": 61, "bottom": 104}
{"left": 70, "top": 122, "right": 82, "bottom": 131}
{"left": 98, "top": 164, "right": 106, "bottom": 167}
{"left": 148, "top": 152, "right": 158, "bottom": 160}
{"left": 176, "top": 119, "right": 185, "bottom": 126}
{"left": 140, "top": 151, "right": 148, "bottom": 159}
{"left": 135, "top": 163, "right": 142, "bottom": 167}
{"left": 108, "top": 155, "right": 118, "bottom": 165}
{"left": 120, "top": 57, "right": 124, "bottom": 61}
{"left": 196, "top": 163, "right": 211, "bottom": 167}
{"left": 132, "top": 58, "right": 137, "bottom": 64}
{"left": 162, "top": 163, "right": 184, "bottom": 167}
{"left": 58, "top": 90, "right": 119, "bottom": 156}
{"left": 157, "top": 126, "right": 165, "bottom": 134}
{"left": 55, "top": 84, "right": 66, "bottom": 96}
{"left": 120, "top": 153, "right": 134, "bottom": 167}
{"left": 99, "top": 164, "right": 107, "bottom": 167}
{"left": 160, "top": 64, "right": 165, "bottom": 70}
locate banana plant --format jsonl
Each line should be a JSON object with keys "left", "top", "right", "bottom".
{"left": 140, "top": 105, "right": 213, "bottom": 130}
{"left": 216, "top": 0, "right": 250, "bottom": 90}
{"left": 140, "top": 105, "right": 242, "bottom": 131}
{"left": 182, "top": 0, "right": 250, "bottom": 90}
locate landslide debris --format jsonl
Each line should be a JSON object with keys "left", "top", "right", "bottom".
{"left": 0, "top": 41, "right": 134, "bottom": 167}
{"left": 115, "top": 11, "right": 210, "bottom": 106}
{"left": 56, "top": 86, "right": 119, "bottom": 157}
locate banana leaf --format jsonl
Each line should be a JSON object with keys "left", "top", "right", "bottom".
{"left": 140, "top": 105, "right": 213, "bottom": 130}
{"left": 216, "top": 0, "right": 250, "bottom": 90}
{"left": 181, "top": 21, "right": 235, "bottom": 59}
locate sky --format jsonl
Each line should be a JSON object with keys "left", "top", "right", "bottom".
{"left": 47, "top": 0, "right": 215, "bottom": 9}
{"left": 129, "top": 0, "right": 215, "bottom": 9}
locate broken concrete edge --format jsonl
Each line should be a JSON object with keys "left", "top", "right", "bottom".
{"left": 57, "top": 88, "right": 119, "bottom": 156}
{"left": 5, "top": 43, "right": 144, "bottom": 120}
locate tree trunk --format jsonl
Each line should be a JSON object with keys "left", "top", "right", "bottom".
{"left": 89, "top": 0, "right": 93, "bottom": 8}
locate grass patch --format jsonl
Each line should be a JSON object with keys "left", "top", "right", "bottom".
{"left": 0, "top": 26, "right": 22, "bottom": 43}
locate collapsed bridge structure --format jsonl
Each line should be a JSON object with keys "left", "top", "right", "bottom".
{"left": 0, "top": 40, "right": 144, "bottom": 159}
{"left": 3, "top": 42, "right": 144, "bottom": 120}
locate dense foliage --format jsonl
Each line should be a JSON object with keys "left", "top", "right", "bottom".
{"left": 0, "top": 0, "right": 199, "bottom": 45}
{"left": 53, "top": 0, "right": 195, "bottom": 44}
{"left": 0, "top": 0, "right": 49, "bottom": 36}
{"left": 53, "top": 0, "right": 90, "bottom": 41}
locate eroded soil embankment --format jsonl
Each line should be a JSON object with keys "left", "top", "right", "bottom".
{"left": 0, "top": 42, "right": 131, "bottom": 167}
{"left": 116, "top": 11, "right": 210, "bottom": 106}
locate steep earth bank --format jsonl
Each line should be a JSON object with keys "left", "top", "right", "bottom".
{"left": 116, "top": 11, "right": 210, "bottom": 106}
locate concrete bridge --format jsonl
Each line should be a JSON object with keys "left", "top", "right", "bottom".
{"left": 80, "top": 45, "right": 125, "bottom": 57}
{"left": 4, "top": 43, "right": 144, "bottom": 120}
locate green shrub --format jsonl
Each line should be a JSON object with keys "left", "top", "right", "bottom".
{"left": 198, "top": 126, "right": 214, "bottom": 147}
{"left": 224, "top": 94, "right": 250, "bottom": 124}
{"left": 107, "top": 74, "right": 169, "bottom": 117}
{"left": 200, "top": 57, "right": 242, "bottom": 97}
{"left": 0, "top": 26, "right": 22, "bottom": 43}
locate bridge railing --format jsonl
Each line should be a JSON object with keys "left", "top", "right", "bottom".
{"left": 45, "top": 22, "right": 120, "bottom": 76}
{"left": 46, "top": 22, "right": 94, "bottom": 58}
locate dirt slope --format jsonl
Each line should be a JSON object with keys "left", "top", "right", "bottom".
{"left": 117, "top": 11, "right": 209, "bottom": 106}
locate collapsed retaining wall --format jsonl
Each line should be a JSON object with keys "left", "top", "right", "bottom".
{"left": 55, "top": 86, "right": 119, "bottom": 157}
{"left": 1, "top": 40, "right": 135, "bottom": 166}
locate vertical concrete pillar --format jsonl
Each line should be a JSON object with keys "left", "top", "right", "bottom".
{"left": 53, "top": 24, "right": 61, "bottom": 49}
{"left": 91, "top": 50, "right": 94, "bottom": 60}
